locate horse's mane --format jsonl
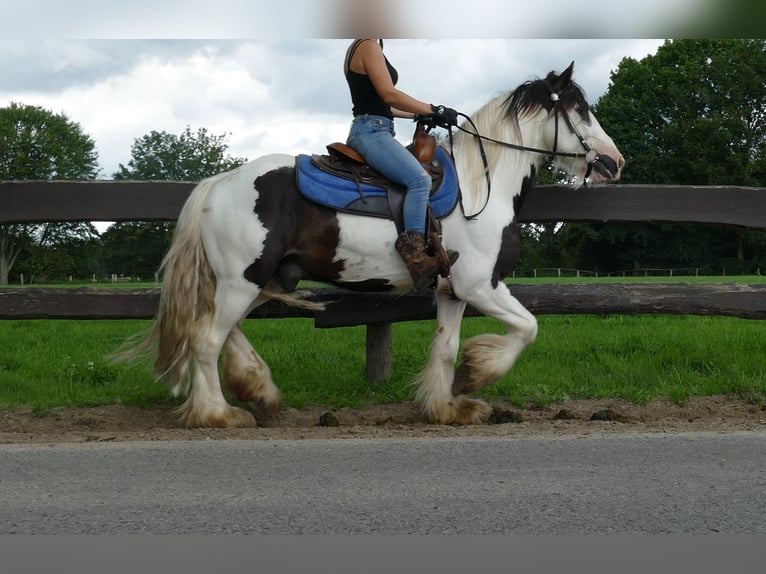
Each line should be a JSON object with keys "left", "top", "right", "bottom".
{"left": 503, "top": 72, "right": 588, "bottom": 120}
{"left": 451, "top": 72, "right": 589, "bottom": 213}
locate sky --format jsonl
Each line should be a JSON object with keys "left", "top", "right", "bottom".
{"left": 0, "top": 0, "right": 743, "bottom": 179}
{"left": 0, "top": 38, "right": 666, "bottom": 178}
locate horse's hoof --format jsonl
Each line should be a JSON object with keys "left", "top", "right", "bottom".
{"left": 250, "top": 395, "right": 281, "bottom": 420}
{"left": 425, "top": 397, "right": 492, "bottom": 425}
{"left": 452, "top": 398, "right": 493, "bottom": 425}
{"left": 179, "top": 404, "right": 256, "bottom": 429}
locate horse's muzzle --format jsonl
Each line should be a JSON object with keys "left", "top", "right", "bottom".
{"left": 591, "top": 154, "right": 620, "bottom": 181}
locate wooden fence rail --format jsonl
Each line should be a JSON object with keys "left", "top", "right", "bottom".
{"left": 2, "top": 180, "right": 765, "bottom": 381}
{"left": 2, "top": 284, "right": 765, "bottom": 322}
{"left": 2, "top": 181, "right": 766, "bottom": 227}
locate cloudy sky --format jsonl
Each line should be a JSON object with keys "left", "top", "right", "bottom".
{"left": 3, "top": 0, "right": 736, "bottom": 179}
{"left": 1, "top": 38, "right": 668, "bottom": 178}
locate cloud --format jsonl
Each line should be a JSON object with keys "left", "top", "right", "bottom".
{"left": 0, "top": 40, "right": 228, "bottom": 93}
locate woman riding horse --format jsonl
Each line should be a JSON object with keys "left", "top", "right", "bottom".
{"left": 345, "top": 38, "right": 459, "bottom": 290}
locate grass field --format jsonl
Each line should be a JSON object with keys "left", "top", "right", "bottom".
{"left": 0, "top": 310, "right": 763, "bottom": 412}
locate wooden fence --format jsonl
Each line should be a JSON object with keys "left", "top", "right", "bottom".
{"left": 2, "top": 181, "right": 765, "bottom": 381}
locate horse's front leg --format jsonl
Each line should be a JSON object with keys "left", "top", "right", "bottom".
{"left": 414, "top": 288, "right": 493, "bottom": 425}
{"left": 452, "top": 282, "right": 538, "bottom": 398}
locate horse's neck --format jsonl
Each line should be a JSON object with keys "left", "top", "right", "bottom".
{"left": 451, "top": 110, "right": 543, "bottom": 219}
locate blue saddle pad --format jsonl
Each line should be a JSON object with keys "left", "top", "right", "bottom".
{"left": 296, "top": 146, "right": 459, "bottom": 220}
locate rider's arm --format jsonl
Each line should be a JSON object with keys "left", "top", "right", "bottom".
{"left": 358, "top": 41, "right": 433, "bottom": 116}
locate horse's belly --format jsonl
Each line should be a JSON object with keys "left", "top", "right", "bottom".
{"left": 334, "top": 215, "right": 410, "bottom": 288}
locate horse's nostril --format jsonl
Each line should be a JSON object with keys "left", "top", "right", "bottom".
{"left": 594, "top": 155, "right": 619, "bottom": 179}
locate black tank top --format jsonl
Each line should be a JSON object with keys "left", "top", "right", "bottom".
{"left": 345, "top": 39, "right": 398, "bottom": 119}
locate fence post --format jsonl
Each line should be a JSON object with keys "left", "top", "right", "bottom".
{"left": 366, "top": 322, "right": 393, "bottom": 383}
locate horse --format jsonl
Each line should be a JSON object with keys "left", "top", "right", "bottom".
{"left": 121, "top": 62, "right": 623, "bottom": 428}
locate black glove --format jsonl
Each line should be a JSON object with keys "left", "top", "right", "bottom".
{"left": 430, "top": 104, "right": 459, "bottom": 128}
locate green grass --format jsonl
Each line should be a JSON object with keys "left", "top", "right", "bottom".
{"left": 0, "top": 313, "right": 763, "bottom": 412}
{"left": 0, "top": 320, "right": 168, "bottom": 412}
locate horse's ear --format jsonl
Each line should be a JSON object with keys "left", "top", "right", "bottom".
{"left": 549, "top": 61, "right": 575, "bottom": 93}
{"left": 559, "top": 61, "right": 574, "bottom": 84}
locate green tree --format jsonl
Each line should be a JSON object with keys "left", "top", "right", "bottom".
{"left": 583, "top": 39, "right": 766, "bottom": 273}
{"left": 596, "top": 39, "right": 766, "bottom": 186}
{"left": 102, "top": 126, "right": 247, "bottom": 278}
{"left": 99, "top": 222, "right": 174, "bottom": 280}
{"left": 0, "top": 102, "right": 99, "bottom": 284}
{"left": 113, "top": 126, "right": 247, "bottom": 181}
{"left": 13, "top": 223, "right": 103, "bottom": 283}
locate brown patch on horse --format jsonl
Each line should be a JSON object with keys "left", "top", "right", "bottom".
{"left": 247, "top": 164, "right": 395, "bottom": 293}
{"left": 490, "top": 170, "right": 534, "bottom": 288}
{"left": 246, "top": 166, "right": 345, "bottom": 291}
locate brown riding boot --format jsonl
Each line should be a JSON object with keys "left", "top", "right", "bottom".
{"left": 395, "top": 230, "right": 445, "bottom": 291}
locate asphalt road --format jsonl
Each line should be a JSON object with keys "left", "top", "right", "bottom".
{"left": 1, "top": 431, "right": 764, "bottom": 534}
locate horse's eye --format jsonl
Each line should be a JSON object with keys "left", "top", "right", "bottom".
{"left": 576, "top": 105, "right": 591, "bottom": 123}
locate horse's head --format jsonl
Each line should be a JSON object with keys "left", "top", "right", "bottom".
{"left": 505, "top": 62, "right": 624, "bottom": 184}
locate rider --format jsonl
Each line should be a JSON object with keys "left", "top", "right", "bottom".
{"left": 344, "top": 39, "right": 460, "bottom": 290}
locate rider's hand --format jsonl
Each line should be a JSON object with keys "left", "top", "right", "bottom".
{"left": 430, "top": 104, "right": 459, "bottom": 128}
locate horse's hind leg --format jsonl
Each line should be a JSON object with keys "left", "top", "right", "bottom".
{"left": 414, "top": 289, "right": 493, "bottom": 424}
{"left": 178, "top": 283, "right": 261, "bottom": 428}
{"left": 222, "top": 323, "right": 281, "bottom": 420}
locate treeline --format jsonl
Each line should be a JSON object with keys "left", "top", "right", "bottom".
{"left": 9, "top": 221, "right": 762, "bottom": 284}
{"left": 1, "top": 125, "right": 246, "bottom": 284}
{"left": 2, "top": 39, "right": 765, "bottom": 284}
{"left": 517, "top": 38, "right": 766, "bottom": 276}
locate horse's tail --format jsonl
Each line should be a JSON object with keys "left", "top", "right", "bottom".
{"left": 112, "top": 174, "right": 221, "bottom": 396}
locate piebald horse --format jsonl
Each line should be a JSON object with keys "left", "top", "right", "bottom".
{"left": 124, "top": 62, "right": 623, "bottom": 428}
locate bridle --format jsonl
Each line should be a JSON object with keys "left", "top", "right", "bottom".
{"left": 436, "top": 83, "right": 608, "bottom": 219}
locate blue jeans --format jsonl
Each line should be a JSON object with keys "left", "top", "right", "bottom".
{"left": 347, "top": 114, "right": 432, "bottom": 234}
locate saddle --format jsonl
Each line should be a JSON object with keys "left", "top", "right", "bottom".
{"left": 312, "top": 142, "right": 445, "bottom": 232}
{"left": 296, "top": 126, "right": 458, "bottom": 234}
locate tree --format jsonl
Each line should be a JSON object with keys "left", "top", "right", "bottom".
{"left": 102, "top": 127, "right": 247, "bottom": 278}
{"left": 581, "top": 39, "right": 766, "bottom": 273}
{"left": 13, "top": 223, "right": 103, "bottom": 283}
{"left": 99, "top": 222, "right": 174, "bottom": 280}
{"left": 0, "top": 102, "right": 99, "bottom": 284}
{"left": 596, "top": 39, "right": 766, "bottom": 186}
{"left": 113, "top": 126, "right": 247, "bottom": 181}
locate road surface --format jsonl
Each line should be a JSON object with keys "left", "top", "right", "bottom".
{"left": 1, "top": 431, "right": 764, "bottom": 534}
